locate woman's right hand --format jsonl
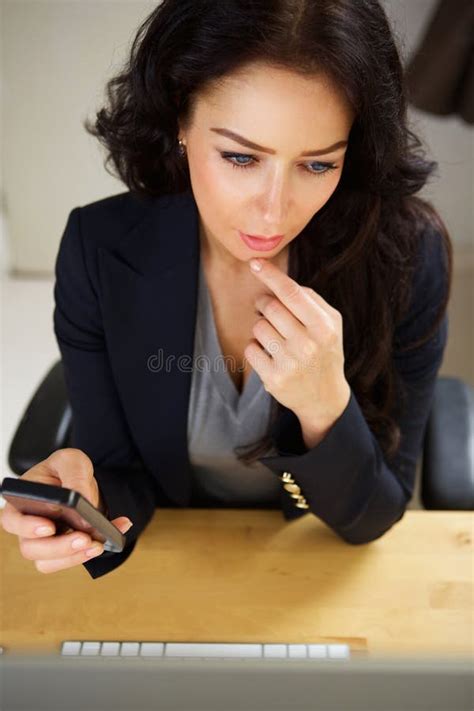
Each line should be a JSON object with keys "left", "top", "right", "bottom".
{"left": 0, "top": 448, "right": 133, "bottom": 574}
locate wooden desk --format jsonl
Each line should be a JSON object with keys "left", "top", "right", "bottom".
{"left": 0, "top": 510, "right": 472, "bottom": 657}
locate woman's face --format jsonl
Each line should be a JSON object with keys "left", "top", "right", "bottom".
{"left": 179, "top": 62, "right": 355, "bottom": 272}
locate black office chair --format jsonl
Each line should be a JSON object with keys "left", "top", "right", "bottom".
{"left": 6, "top": 360, "right": 474, "bottom": 510}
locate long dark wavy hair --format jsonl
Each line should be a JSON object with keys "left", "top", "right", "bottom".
{"left": 84, "top": 0, "right": 452, "bottom": 468}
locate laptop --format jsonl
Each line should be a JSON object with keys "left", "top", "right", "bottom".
{"left": 1, "top": 653, "right": 472, "bottom": 710}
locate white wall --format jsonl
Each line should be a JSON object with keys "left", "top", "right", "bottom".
{"left": 1, "top": 0, "right": 157, "bottom": 274}
{"left": 1, "top": 0, "right": 472, "bottom": 275}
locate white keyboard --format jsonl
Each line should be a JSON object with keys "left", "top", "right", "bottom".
{"left": 60, "top": 641, "right": 350, "bottom": 660}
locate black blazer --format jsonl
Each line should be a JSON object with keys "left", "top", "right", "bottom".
{"left": 53, "top": 189, "right": 449, "bottom": 579}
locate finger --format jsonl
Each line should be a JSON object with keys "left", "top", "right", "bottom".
{"left": 252, "top": 318, "right": 287, "bottom": 366}
{"left": 19, "top": 529, "right": 95, "bottom": 560}
{"left": 254, "top": 301, "right": 320, "bottom": 364}
{"left": 255, "top": 294, "right": 306, "bottom": 339}
{"left": 301, "top": 285, "right": 341, "bottom": 319}
{"left": 244, "top": 339, "right": 274, "bottom": 383}
{"left": 18, "top": 514, "right": 131, "bottom": 560}
{"left": 112, "top": 517, "right": 134, "bottom": 533}
{"left": 249, "top": 259, "right": 325, "bottom": 326}
{"left": 0, "top": 503, "right": 57, "bottom": 538}
{"left": 34, "top": 545, "right": 104, "bottom": 574}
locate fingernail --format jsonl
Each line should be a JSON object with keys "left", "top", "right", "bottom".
{"left": 85, "top": 545, "right": 103, "bottom": 557}
{"left": 123, "top": 521, "right": 133, "bottom": 533}
{"left": 71, "top": 537, "right": 87, "bottom": 550}
{"left": 250, "top": 259, "right": 262, "bottom": 272}
{"left": 35, "top": 526, "right": 54, "bottom": 536}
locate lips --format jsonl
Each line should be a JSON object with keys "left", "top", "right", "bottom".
{"left": 239, "top": 231, "right": 284, "bottom": 252}
{"left": 245, "top": 234, "right": 284, "bottom": 240}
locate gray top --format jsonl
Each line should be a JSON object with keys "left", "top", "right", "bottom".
{"left": 187, "top": 259, "right": 281, "bottom": 505}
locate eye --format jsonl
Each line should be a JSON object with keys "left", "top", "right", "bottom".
{"left": 219, "top": 152, "right": 338, "bottom": 177}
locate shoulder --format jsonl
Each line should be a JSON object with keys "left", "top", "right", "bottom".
{"left": 393, "top": 217, "right": 451, "bottom": 379}
{"left": 415, "top": 218, "right": 450, "bottom": 284}
{"left": 60, "top": 189, "right": 192, "bottom": 266}
{"left": 403, "top": 218, "right": 451, "bottom": 327}
{"left": 57, "top": 189, "right": 194, "bottom": 292}
{"left": 73, "top": 191, "right": 155, "bottom": 250}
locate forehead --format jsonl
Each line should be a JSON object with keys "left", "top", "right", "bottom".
{"left": 197, "top": 62, "right": 355, "bottom": 133}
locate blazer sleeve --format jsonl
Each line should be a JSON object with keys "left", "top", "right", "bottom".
{"left": 53, "top": 207, "right": 160, "bottom": 579}
{"left": 259, "top": 223, "right": 449, "bottom": 543}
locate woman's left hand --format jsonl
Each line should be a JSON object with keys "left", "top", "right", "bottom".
{"left": 245, "top": 257, "right": 351, "bottom": 441}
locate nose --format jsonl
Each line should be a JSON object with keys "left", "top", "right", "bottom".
{"left": 259, "top": 171, "right": 290, "bottom": 228}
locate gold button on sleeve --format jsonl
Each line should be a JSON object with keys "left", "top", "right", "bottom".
{"left": 279, "top": 472, "right": 309, "bottom": 509}
{"left": 283, "top": 482, "right": 301, "bottom": 495}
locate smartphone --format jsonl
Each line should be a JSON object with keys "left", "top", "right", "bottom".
{"left": 0, "top": 477, "right": 125, "bottom": 553}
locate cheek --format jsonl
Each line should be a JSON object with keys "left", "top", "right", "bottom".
{"left": 188, "top": 155, "right": 233, "bottom": 219}
{"left": 194, "top": 154, "right": 242, "bottom": 202}
{"left": 189, "top": 153, "right": 218, "bottom": 192}
{"left": 189, "top": 157, "right": 240, "bottom": 234}
{"left": 291, "top": 174, "right": 342, "bottom": 230}
{"left": 310, "top": 172, "right": 342, "bottom": 210}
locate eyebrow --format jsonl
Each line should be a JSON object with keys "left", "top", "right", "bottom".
{"left": 210, "top": 127, "right": 348, "bottom": 156}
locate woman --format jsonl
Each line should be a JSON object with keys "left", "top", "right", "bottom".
{"left": 2, "top": 0, "right": 451, "bottom": 580}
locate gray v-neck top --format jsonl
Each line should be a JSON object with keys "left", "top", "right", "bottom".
{"left": 186, "top": 260, "right": 281, "bottom": 505}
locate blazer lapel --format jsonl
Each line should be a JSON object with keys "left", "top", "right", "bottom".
{"left": 97, "top": 190, "right": 200, "bottom": 505}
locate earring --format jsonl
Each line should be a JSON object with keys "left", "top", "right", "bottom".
{"left": 178, "top": 138, "right": 187, "bottom": 157}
